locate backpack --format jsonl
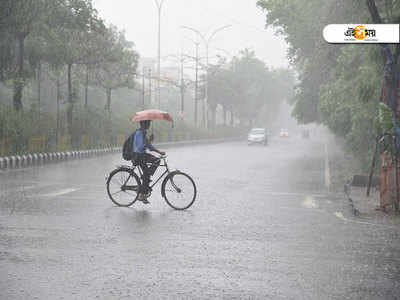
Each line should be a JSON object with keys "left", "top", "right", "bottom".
{"left": 122, "top": 130, "right": 137, "bottom": 161}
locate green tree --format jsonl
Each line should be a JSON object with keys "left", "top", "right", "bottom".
{"left": 0, "top": 0, "right": 53, "bottom": 110}
{"left": 45, "top": 0, "right": 107, "bottom": 134}
{"left": 93, "top": 27, "right": 139, "bottom": 113}
{"left": 256, "top": 0, "right": 400, "bottom": 164}
{"left": 207, "top": 49, "right": 293, "bottom": 128}
{"left": 257, "top": 0, "right": 364, "bottom": 124}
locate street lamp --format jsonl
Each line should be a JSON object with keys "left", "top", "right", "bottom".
{"left": 154, "top": 0, "right": 165, "bottom": 109}
{"left": 181, "top": 25, "right": 232, "bottom": 129}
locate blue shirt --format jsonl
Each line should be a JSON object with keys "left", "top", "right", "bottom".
{"left": 133, "top": 129, "right": 155, "bottom": 153}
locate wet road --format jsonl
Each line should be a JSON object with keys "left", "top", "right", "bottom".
{"left": 1, "top": 136, "right": 399, "bottom": 299}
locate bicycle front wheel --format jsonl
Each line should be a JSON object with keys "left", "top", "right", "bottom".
{"left": 162, "top": 171, "right": 197, "bottom": 210}
{"left": 107, "top": 168, "right": 140, "bottom": 207}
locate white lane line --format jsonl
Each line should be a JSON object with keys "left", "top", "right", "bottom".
{"left": 333, "top": 211, "right": 398, "bottom": 228}
{"left": 40, "top": 188, "right": 80, "bottom": 197}
{"left": 1, "top": 183, "right": 60, "bottom": 195}
{"left": 10, "top": 181, "right": 106, "bottom": 188}
{"left": 302, "top": 195, "right": 319, "bottom": 209}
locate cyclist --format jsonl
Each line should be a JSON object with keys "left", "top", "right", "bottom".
{"left": 133, "top": 120, "right": 165, "bottom": 203}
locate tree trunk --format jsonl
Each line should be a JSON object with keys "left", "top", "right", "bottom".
{"left": 67, "top": 63, "right": 73, "bottom": 135}
{"left": 37, "top": 60, "right": 41, "bottom": 119}
{"left": 84, "top": 64, "right": 89, "bottom": 109}
{"left": 201, "top": 99, "right": 206, "bottom": 128}
{"left": 223, "top": 106, "right": 227, "bottom": 126}
{"left": 105, "top": 88, "right": 112, "bottom": 111}
{"left": 13, "top": 34, "right": 25, "bottom": 111}
{"left": 56, "top": 77, "right": 60, "bottom": 144}
{"left": 209, "top": 105, "right": 217, "bottom": 128}
{"left": 367, "top": 0, "right": 400, "bottom": 211}
{"left": 367, "top": 0, "right": 399, "bottom": 115}
{"left": 104, "top": 88, "right": 112, "bottom": 137}
{"left": 230, "top": 110, "right": 234, "bottom": 126}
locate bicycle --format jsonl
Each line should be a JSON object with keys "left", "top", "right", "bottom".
{"left": 106, "top": 155, "right": 197, "bottom": 210}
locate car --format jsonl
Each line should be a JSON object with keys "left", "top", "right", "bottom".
{"left": 279, "top": 128, "right": 289, "bottom": 137}
{"left": 248, "top": 128, "right": 268, "bottom": 146}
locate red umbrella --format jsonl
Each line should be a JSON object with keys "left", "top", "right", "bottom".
{"left": 130, "top": 109, "right": 173, "bottom": 122}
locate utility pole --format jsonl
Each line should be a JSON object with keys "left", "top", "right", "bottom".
{"left": 180, "top": 55, "right": 185, "bottom": 115}
{"left": 154, "top": 0, "right": 165, "bottom": 109}
{"left": 181, "top": 25, "right": 232, "bottom": 129}
{"left": 37, "top": 61, "right": 41, "bottom": 120}
{"left": 142, "top": 67, "right": 145, "bottom": 110}
{"left": 84, "top": 64, "right": 89, "bottom": 109}
{"left": 148, "top": 68, "right": 152, "bottom": 106}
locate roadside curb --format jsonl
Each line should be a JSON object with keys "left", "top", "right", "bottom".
{"left": 0, "top": 137, "right": 241, "bottom": 170}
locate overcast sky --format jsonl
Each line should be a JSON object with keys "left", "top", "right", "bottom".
{"left": 93, "top": 0, "right": 289, "bottom": 69}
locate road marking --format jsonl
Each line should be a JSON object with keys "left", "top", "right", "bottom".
{"left": 40, "top": 188, "right": 80, "bottom": 197}
{"left": 0, "top": 183, "right": 60, "bottom": 196}
{"left": 302, "top": 195, "right": 319, "bottom": 209}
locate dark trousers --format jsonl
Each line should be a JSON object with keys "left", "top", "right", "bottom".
{"left": 138, "top": 153, "right": 160, "bottom": 193}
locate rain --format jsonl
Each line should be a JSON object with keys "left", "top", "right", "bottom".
{"left": 0, "top": 0, "right": 400, "bottom": 299}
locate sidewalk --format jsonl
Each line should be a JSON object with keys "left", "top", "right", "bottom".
{"left": 345, "top": 184, "right": 400, "bottom": 225}
{"left": 345, "top": 185, "right": 380, "bottom": 215}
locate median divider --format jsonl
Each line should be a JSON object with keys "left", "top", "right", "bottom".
{"left": 0, "top": 137, "right": 241, "bottom": 170}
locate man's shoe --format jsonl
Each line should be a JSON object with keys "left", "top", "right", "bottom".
{"left": 137, "top": 192, "right": 150, "bottom": 204}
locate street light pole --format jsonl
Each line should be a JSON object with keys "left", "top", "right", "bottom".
{"left": 180, "top": 55, "right": 185, "bottom": 114}
{"left": 194, "top": 42, "right": 199, "bottom": 127}
{"left": 181, "top": 25, "right": 231, "bottom": 129}
{"left": 148, "top": 68, "right": 152, "bottom": 106}
{"left": 154, "top": 0, "right": 165, "bottom": 109}
{"left": 204, "top": 43, "right": 209, "bottom": 128}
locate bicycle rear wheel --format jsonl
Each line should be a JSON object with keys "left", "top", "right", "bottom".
{"left": 107, "top": 168, "right": 140, "bottom": 207}
{"left": 162, "top": 171, "right": 197, "bottom": 210}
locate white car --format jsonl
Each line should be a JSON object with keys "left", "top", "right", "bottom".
{"left": 248, "top": 128, "right": 268, "bottom": 146}
{"left": 279, "top": 128, "right": 289, "bottom": 137}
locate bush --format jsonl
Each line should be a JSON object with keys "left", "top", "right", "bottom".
{"left": 0, "top": 104, "right": 242, "bottom": 156}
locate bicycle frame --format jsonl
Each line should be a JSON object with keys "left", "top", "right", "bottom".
{"left": 134, "top": 156, "right": 171, "bottom": 189}
{"left": 107, "top": 154, "right": 196, "bottom": 209}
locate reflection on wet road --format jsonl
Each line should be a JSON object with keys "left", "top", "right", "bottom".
{"left": 1, "top": 137, "right": 399, "bottom": 299}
